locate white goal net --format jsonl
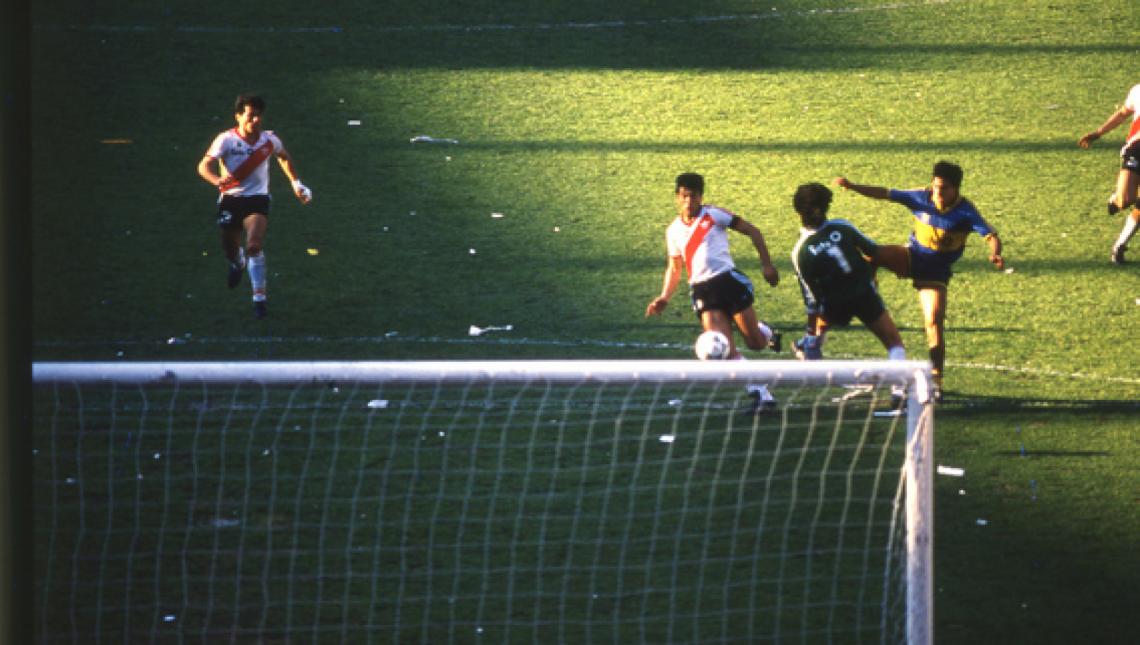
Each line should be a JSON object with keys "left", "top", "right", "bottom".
{"left": 33, "top": 360, "right": 933, "bottom": 644}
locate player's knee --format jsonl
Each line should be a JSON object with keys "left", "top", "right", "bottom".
{"left": 247, "top": 242, "right": 263, "bottom": 257}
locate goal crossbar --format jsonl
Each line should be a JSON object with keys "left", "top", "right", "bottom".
{"left": 33, "top": 359, "right": 931, "bottom": 392}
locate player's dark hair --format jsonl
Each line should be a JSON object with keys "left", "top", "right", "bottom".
{"left": 932, "top": 160, "right": 963, "bottom": 187}
{"left": 234, "top": 93, "right": 266, "bottom": 115}
{"left": 675, "top": 173, "right": 705, "bottom": 196}
{"left": 793, "top": 182, "right": 832, "bottom": 227}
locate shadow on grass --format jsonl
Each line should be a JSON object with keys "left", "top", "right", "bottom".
{"left": 396, "top": 138, "right": 1083, "bottom": 154}
{"left": 937, "top": 396, "right": 1140, "bottom": 413}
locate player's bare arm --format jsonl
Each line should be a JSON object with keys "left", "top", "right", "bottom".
{"left": 985, "top": 232, "right": 1004, "bottom": 269}
{"left": 275, "top": 146, "right": 312, "bottom": 204}
{"left": 646, "top": 255, "right": 683, "bottom": 317}
{"left": 1079, "top": 105, "right": 1134, "bottom": 148}
{"left": 197, "top": 155, "right": 226, "bottom": 189}
{"left": 730, "top": 218, "right": 779, "bottom": 287}
{"left": 834, "top": 177, "right": 891, "bottom": 200}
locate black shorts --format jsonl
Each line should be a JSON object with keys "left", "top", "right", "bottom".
{"left": 1121, "top": 139, "right": 1140, "bottom": 173}
{"left": 216, "top": 194, "right": 271, "bottom": 231}
{"left": 820, "top": 291, "right": 887, "bottom": 328}
{"left": 690, "top": 269, "right": 755, "bottom": 319}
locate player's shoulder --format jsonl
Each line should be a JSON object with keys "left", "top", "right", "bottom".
{"left": 702, "top": 207, "right": 738, "bottom": 227}
{"left": 953, "top": 195, "right": 982, "bottom": 216}
{"left": 206, "top": 128, "right": 239, "bottom": 154}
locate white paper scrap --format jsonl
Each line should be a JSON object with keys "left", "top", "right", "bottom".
{"left": 367, "top": 399, "right": 389, "bottom": 409}
{"left": 410, "top": 135, "right": 459, "bottom": 144}
{"left": 937, "top": 465, "right": 965, "bottom": 477}
{"left": 469, "top": 324, "right": 514, "bottom": 336}
{"left": 659, "top": 435, "right": 675, "bottom": 443}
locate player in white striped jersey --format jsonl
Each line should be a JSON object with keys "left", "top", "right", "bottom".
{"left": 645, "top": 173, "right": 781, "bottom": 409}
{"left": 197, "top": 94, "right": 312, "bottom": 318}
{"left": 1079, "top": 82, "right": 1140, "bottom": 263}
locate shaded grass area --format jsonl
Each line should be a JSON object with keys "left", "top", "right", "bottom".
{"left": 34, "top": 380, "right": 912, "bottom": 643}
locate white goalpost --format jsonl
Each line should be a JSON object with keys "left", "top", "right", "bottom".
{"left": 32, "top": 359, "right": 933, "bottom": 644}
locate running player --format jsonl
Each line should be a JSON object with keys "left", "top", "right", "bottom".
{"left": 645, "top": 172, "right": 781, "bottom": 409}
{"left": 1078, "top": 82, "right": 1140, "bottom": 264}
{"left": 835, "top": 162, "right": 1004, "bottom": 400}
{"left": 197, "top": 93, "right": 312, "bottom": 319}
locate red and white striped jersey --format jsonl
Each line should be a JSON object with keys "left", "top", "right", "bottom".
{"left": 665, "top": 205, "right": 737, "bottom": 285}
{"left": 205, "top": 129, "right": 284, "bottom": 196}
{"left": 1124, "top": 83, "right": 1140, "bottom": 147}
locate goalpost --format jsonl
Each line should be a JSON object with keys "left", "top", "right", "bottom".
{"left": 32, "top": 360, "right": 933, "bottom": 644}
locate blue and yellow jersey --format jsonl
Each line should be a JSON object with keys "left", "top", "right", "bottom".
{"left": 889, "top": 188, "right": 995, "bottom": 263}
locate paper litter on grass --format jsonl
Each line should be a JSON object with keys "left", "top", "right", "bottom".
{"left": 410, "top": 135, "right": 459, "bottom": 144}
{"left": 468, "top": 324, "right": 513, "bottom": 336}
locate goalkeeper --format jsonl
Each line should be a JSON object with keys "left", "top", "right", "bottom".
{"left": 790, "top": 182, "right": 907, "bottom": 365}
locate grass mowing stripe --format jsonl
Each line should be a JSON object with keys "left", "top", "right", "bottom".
{"left": 34, "top": 0, "right": 964, "bottom": 35}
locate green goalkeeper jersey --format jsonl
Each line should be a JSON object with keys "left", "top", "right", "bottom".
{"left": 791, "top": 219, "right": 880, "bottom": 308}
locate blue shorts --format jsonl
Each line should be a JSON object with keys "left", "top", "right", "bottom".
{"left": 690, "top": 269, "right": 755, "bottom": 319}
{"left": 907, "top": 246, "right": 954, "bottom": 288}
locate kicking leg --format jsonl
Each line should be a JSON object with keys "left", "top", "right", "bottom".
{"left": 700, "top": 310, "right": 737, "bottom": 357}
{"left": 1110, "top": 168, "right": 1140, "bottom": 213}
{"left": 732, "top": 307, "right": 779, "bottom": 353}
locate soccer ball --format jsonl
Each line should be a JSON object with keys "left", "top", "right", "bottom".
{"left": 694, "top": 330, "right": 731, "bottom": 360}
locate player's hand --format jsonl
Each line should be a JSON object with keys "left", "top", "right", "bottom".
{"left": 292, "top": 180, "right": 313, "bottom": 204}
{"left": 990, "top": 253, "right": 1005, "bottom": 270}
{"left": 762, "top": 263, "right": 779, "bottom": 287}
{"left": 1077, "top": 132, "right": 1098, "bottom": 149}
{"left": 834, "top": 177, "right": 852, "bottom": 189}
{"left": 645, "top": 297, "right": 668, "bottom": 317}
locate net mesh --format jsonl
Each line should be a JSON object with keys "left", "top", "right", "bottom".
{"left": 33, "top": 363, "right": 926, "bottom": 644}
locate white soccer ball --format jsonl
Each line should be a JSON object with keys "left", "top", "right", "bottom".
{"left": 694, "top": 330, "right": 732, "bottom": 361}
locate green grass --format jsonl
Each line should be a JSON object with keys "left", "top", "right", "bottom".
{"left": 30, "top": 0, "right": 1140, "bottom": 642}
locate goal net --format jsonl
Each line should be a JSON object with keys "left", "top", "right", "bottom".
{"left": 32, "top": 360, "right": 933, "bottom": 644}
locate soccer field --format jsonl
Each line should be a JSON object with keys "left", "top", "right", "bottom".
{"left": 29, "top": 0, "right": 1139, "bottom": 642}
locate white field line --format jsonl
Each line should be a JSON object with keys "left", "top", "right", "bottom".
{"left": 33, "top": 334, "right": 1140, "bottom": 386}
{"left": 35, "top": 0, "right": 961, "bottom": 35}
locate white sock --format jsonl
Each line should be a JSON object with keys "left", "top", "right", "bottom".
{"left": 757, "top": 321, "right": 774, "bottom": 342}
{"left": 746, "top": 383, "right": 774, "bottom": 401}
{"left": 888, "top": 345, "right": 906, "bottom": 361}
{"left": 1115, "top": 213, "right": 1139, "bottom": 249}
{"left": 248, "top": 252, "right": 267, "bottom": 301}
{"left": 232, "top": 247, "right": 246, "bottom": 269}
